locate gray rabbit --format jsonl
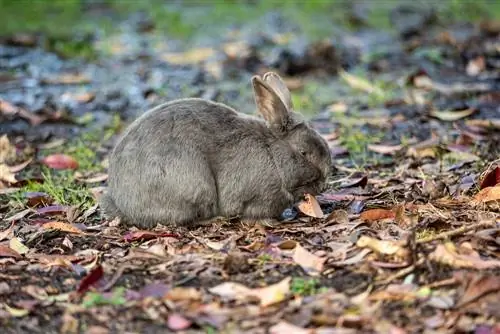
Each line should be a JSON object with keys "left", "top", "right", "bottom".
{"left": 100, "top": 72, "right": 332, "bottom": 228}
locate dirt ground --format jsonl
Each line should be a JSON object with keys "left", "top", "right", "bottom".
{"left": 0, "top": 1, "right": 499, "bottom": 333}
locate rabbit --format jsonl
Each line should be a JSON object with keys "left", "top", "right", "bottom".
{"left": 100, "top": 72, "right": 332, "bottom": 229}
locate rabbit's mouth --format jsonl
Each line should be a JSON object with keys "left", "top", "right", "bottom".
{"left": 292, "top": 179, "right": 324, "bottom": 198}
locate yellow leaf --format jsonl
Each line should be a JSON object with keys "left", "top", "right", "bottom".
{"left": 42, "top": 221, "right": 84, "bottom": 235}
{"left": 9, "top": 237, "right": 29, "bottom": 255}
{"left": 297, "top": 194, "right": 324, "bottom": 218}
{"left": 162, "top": 47, "right": 215, "bottom": 65}
{"left": 4, "top": 304, "right": 30, "bottom": 317}
{"left": 0, "top": 164, "right": 17, "bottom": 184}
{"left": 430, "top": 108, "right": 476, "bottom": 121}
{"left": 339, "top": 70, "right": 384, "bottom": 97}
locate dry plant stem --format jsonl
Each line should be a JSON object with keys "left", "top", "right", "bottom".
{"left": 416, "top": 221, "right": 496, "bottom": 244}
{"left": 375, "top": 258, "right": 425, "bottom": 286}
{"left": 101, "top": 264, "right": 134, "bottom": 292}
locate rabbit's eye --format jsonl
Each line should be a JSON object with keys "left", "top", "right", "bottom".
{"left": 299, "top": 150, "right": 307, "bottom": 156}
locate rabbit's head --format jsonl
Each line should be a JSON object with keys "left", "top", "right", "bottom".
{"left": 252, "top": 72, "right": 332, "bottom": 197}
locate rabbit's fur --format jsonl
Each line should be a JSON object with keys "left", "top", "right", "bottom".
{"left": 101, "top": 72, "right": 332, "bottom": 228}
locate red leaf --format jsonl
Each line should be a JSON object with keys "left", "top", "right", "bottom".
{"left": 41, "top": 154, "right": 79, "bottom": 170}
{"left": 123, "top": 231, "right": 180, "bottom": 243}
{"left": 77, "top": 265, "right": 104, "bottom": 293}
{"left": 360, "top": 208, "right": 395, "bottom": 222}
{"left": 480, "top": 166, "right": 500, "bottom": 189}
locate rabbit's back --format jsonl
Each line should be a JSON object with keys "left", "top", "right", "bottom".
{"left": 105, "top": 98, "right": 285, "bottom": 227}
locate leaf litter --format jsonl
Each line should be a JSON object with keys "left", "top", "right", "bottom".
{"left": 0, "top": 2, "right": 500, "bottom": 333}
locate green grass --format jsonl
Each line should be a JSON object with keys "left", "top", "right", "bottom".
{"left": 291, "top": 277, "right": 327, "bottom": 296}
{"left": 2, "top": 0, "right": 498, "bottom": 60}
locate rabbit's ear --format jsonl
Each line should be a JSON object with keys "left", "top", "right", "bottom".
{"left": 263, "top": 72, "right": 293, "bottom": 111}
{"left": 252, "top": 75, "right": 292, "bottom": 131}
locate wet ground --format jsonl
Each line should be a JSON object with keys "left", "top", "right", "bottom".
{"left": 0, "top": 1, "right": 499, "bottom": 333}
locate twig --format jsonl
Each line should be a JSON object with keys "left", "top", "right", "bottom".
{"left": 416, "top": 221, "right": 496, "bottom": 244}
{"left": 101, "top": 264, "right": 133, "bottom": 292}
{"left": 375, "top": 258, "right": 425, "bottom": 286}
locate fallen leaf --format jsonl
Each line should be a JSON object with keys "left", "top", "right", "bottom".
{"left": 269, "top": 321, "right": 311, "bottom": 334}
{"left": 167, "top": 313, "right": 192, "bottom": 331}
{"left": 123, "top": 230, "right": 179, "bottom": 242}
{"left": 0, "top": 99, "right": 45, "bottom": 125}
{"left": 0, "top": 164, "right": 17, "bottom": 184}
{"left": 164, "top": 287, "right": 202, "bottom": 302}
{"left": 42, "top": 221, "right": 84, "bottom": 235}
{"left": 473, "top": 186, "right": 500, "bottom": 203}
{"left": 360, "top": 208, "right": 395, "bottom": 222}
{"left": 0, "top": 135, "right": 16, "bottom": 164}
{"left": 25, "top": 192, "right": 53, "bottom": 207}
{"left": 41, "top": 154, "right": 79, "bottom": 170}
{"left": 429, "top": 242, "right": 500, "bottom": 269}
{"left": 292, "top": 243, "right": 325, "bottom": 276}
{"left": 339, "top": 174, "right": 368, "bottom": 188}
{"left": 3, "top": 304, "right": 30, "bottom": 317}
{"left": 209, "top": 277, "right": 291, "bottom": 307}
{"left": 36, "top": 205, "right": 70, "bottom": 215}
{"left": 9, "top": 237, "right": 29, "bottom": 255}
{"left": 368, "top": 144, "right": 403, "bottom": 155}
{"left": 0, "top": 245, "right": 22, "bottom": 259}
{"left": 42, "top": 73, "right": 90, "bottom": 85}
{"left": 77, "top": 265, "right": 104, "bottom": 293}
{"left": 339, "top": 69, "right": 384, "bottom": 97}
{"left": 356, "top": 236, "right": 409, "bottom": 259}
{"left": 430, "top": 108, "right": 476, "bottom": 122}
{"left": 466, "top": 119, "right": 500, "bottom": 130}
{"left": 251, "top": 277, "right": 291, "bottom": 307}
{"left": 466, "top": 56, "right": 485, "bottom": 76}
{"left": 5, "top": 208, "right": 32, "bottom": 222}
{"left": 75, "top": 173, "right": 108, "bottom": 183}
{"left": 455, "top": 274, "right": 500, "bottom": 307}
{"left": 0, "top": 222, "right": 14, "bottom": 241}
{"left": 162, "top": 47, "right": 215, "bottom": 65}
{"left": 297, "top": 193, "right": 324, "bottom": 218}
{"left": 8, "top": 158, "right": 33, "bottom": 173}
{"left": 480, "top": 166, "right": 500, "bottom": 189}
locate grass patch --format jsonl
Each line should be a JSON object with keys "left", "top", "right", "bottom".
{"left": 291, "top": 277, "right": 326, "bottom": 296}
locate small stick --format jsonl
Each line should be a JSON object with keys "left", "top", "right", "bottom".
{"left": 375, "top": 258, "right": 425, "bottom": 286}
{"left": 416, "top": 221, "right": 496, "bottom": 244}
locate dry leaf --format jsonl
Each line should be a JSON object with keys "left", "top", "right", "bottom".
{"left": 473, "top": 186, "right": 500, "bottom": 203}
{"left": 162, "top": 47, "right": 215, "bottom": 65}
{"left": 480, "top": 166, "right": 500, "bottom": 189}
{"left": 292, "top": 243, "right": 325, "bottom": 276}
{"left": 360, "top": 208, "right": 395, "bottom": 222}
{"left": 0, "top": 245, "right": 22, "bottom": 259}
{"left": 429, "top": 242, "right": 500, "bottom": 269}
{"left": 42, "top": 73, "right": 90, "bottom": 85}
{"left": 42, "top": 221, "right": 84, "bottom": 235}
{"left": 269, "top": 321, "right": 311, "bottom": 334}
{"left": 209, "top": 277, "right": 291, "bottom": 307}
{"left": 367, "top": 144, "right": 403, "bottom": 155}
{"left": 339, "top": 69, "right": 384, "bottom": 97}
{"left": 0, "top": 164, "right": 17, "bottom": 184}
{"left": 356, "top": 236, "right": 409, "bottom": 259}
{"left": 0, "top": 135, "right": 16, "bottom": 164}
{"left": 9, "top": 237, "right": 29, "bottom": 255}
{"left": 430, "top": 108, "right": 476, "bottom": 122}
{"left": 165, "top": 287, "right": 202, "bottom": 302}
{"left": 297, "top": 194, "right": 324, "bottom": 218}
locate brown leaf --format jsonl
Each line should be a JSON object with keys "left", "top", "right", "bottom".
{"left": 269, "top": 321, "right": 311, "bottom": 334}
{"left": 8, "top": 158, "right": 33, "bottom": 173}
{"left": 164, "top": 287, "right": 202, "bottom": 302}
{"left": 473, "top": 186, "right": 500, "bottom": 203}
{"left": 292, "top": 243, "right": 325, "bottom": 276}
{"left": 41, "top": 154, "right": 79, "bottom": 170}
{"left": 25, "top": 192, "right": 53, "bottom": 207}
{"left": 360, "top": 208, "right": 395, "bottom": 222}
{"left": 0, "top": 245, "right": 22, "bottom": 259}
{"left": 42, "top": 221, "right": 84, "bottom": 235}
{"left": 0, "top": 99, "right": 45, "bottom": 125}
{"left": 0, "top": 164, "right": 17, "bottom": 184}
{"left": 297, "top": 194, "right": 324, "bottom": 218}
{"left": 465, "top": 119, "right": 500, "bottom": 130}
{"left": 0, "top": 135, "right": 16, "bottom": 164}
{"left": 368, "top": 143, "right": 403, "bottom": 155}
{"left": 455, "top": 273, "right": 500, "bottom": 308}
{"left": 0, "top": 222, "right": 14, "bottom": 241}
{"left": 429, "top": 242, "right": 500, "bottom": 269}
{"left": 123, "top": 230, "right": 179, "bottom": 242}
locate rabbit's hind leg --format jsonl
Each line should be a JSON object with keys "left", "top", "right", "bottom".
{"left": 139, "top": 151, "right": 219, "bottom": 227}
